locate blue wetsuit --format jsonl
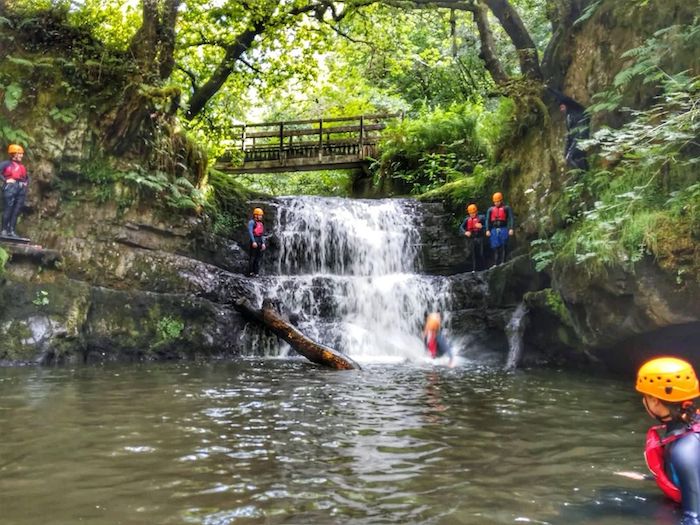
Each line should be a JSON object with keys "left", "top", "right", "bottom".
{"left": 665, "top": 421, "right": 700, "bottom": 525}
{"left": 424, "top": 332, "right": 454, "bottom": 361}
{"left": 485, "top": 204, "right": 514, "bottom": 266}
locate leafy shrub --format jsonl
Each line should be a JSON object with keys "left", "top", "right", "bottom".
{"left": 378, "top": 103, "right": 488, "bottom": 193}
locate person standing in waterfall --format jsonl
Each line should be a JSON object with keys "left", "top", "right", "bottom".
{"left": 1, "top": 144, "right": 29, "bottom": 238}
{"left": 633, "top": 357, "right": 700, "bottom": 525}
{"left": 459, "top": 203, "right": 485, "bottom": 272}
{"left": 423, "top": 312, "right": 455, "bottom": 368}
{"left": 247, "top": 207, "right": 266, "bottom": 277}
{"left": 485, "top": 192, "right": 514, "bottom": 267}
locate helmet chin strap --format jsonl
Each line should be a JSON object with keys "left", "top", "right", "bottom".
{"left": 644, "top": 397, "right": 672, "bottom": 423}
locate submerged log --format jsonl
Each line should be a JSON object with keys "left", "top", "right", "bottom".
{"left": 234, "top": 297, "right": 361, "bottom": 370}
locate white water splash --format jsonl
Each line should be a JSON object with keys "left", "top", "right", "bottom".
{"left": 246, "top": 197, "right": 453, "bottom": 363}
{"left": 505, "top": 302, "right": 528, "bottom": 371}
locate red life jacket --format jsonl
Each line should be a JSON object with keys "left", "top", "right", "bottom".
{"left": 466, "top": 216, "right": 482, "bottom": 233}
{"left": 253, "top": 220, "right": 264, "bottom": 237}
{"left": 426, "top": 333, "right": 438, "bottom": 358}
{"left": 644, "top": 423, "right": 700, "bottom": 503}
{"left": 2, "top": 161, "right": 27, "bottom": 182}
{"left": 490, "top": 205, "right": 507, "bottom": 223}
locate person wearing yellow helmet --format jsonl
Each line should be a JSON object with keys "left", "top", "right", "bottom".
{"left": 422, "top": 312, "right": 455, "bottom": 367}
{"left": 246, "top": 207, "right": 267, "bottom": 276}
{"left": 1, "top": 144, "right": 29, "bottom": 238}
{"left": 635, "top": 357, "right": 700, "bottom": 523}
{"left": 459, "top": 203, "right": 485, "bottom": 272}
{"left": 485, "top": 192, "right": 514, "bottom": 267}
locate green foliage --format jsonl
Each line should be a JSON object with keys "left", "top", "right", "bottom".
{"left": 0, "top": 247, "right": 9, "bottom": 276}
{"left": 418, "top": 162, "right": 502, "bottom": 218}
{"left": 533, "top": 17, "right": 700, "bottom": 282}
{"left": 204, "top": 169, "right": 256, "bottom": 236}
{"left": 235, "top": 170, "right": 352, "bottom": 197}
{"left": 157, "top": 316, "right": 184, "bottom": 342}
{"left": 32, "top": 290, "right": 50, "bottom": 307}
{"left": 378, "top": 103, "right": 487, "bottom": 193}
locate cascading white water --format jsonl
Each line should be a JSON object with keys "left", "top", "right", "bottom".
{"left": 504, "top": 302, "right": 528, "bottom": 371}
{"left": 248, "top": 197, "right": 453, "bottom": 363}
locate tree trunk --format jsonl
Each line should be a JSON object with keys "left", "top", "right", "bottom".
{"left": 482, "top": 0, "right": 543, "bottom": 80}
{"left": 104, "top": 0, "right": 182, "bottom": 154}
{"left": 185, "top": 22, "right": 265, "bottom": 120}
{"left": 234, "top": 298, "right": 361, "bottom": 370}
{"left": 472, "top": 1, "right": 508, "bottom": 84}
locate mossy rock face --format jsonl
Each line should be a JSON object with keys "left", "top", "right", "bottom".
{"left": 0, "top": 280, "right": 91, "bottom": 364}
{"left": 552, "top": 258, "right": 700, "bottom": 352}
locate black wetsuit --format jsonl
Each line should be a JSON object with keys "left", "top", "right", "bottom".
{"left": 665, "top": 420, "right": 700, "bottom": 525}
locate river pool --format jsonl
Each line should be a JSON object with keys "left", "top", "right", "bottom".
{"left": 0, "top": 359, "right": 679, "bottom": 524}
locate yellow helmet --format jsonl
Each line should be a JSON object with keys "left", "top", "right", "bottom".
{"left": 253, "top": 207, "right": 264, "bottom": 216}
{"left": 8, "top": 144, "right": 24, "bottom": 155}
{"left": 467, "top": 204, "right": 477, "bottom": 214}
{"left": 636, "top": 357, "right": 700, "bottom": 403}
{"left": 425, "top": 313, "right": 441, "bottom": 332}
{"left": 492, "top": 192, "right": 503, "bottom": 204}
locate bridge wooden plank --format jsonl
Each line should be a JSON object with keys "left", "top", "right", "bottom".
{"left": 233, "top": 112, "right": 401, "bottom": 128}
{"left": 240, "top": 123, "right": 385, "bottom": 140}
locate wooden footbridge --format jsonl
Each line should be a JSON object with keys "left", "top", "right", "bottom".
{"left": 215, "top": 113, "right": 401, "bottom": 174}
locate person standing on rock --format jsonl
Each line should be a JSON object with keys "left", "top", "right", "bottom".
{"left": 423, "top": 312, "right": 455, "bottom": 368}
{"left": 247, "top": 207, "right": 266, "bottom": 277}
{"left": 633, "top": 357, "right": 700, "bottom": 525}
{"left": 459, "top": 203, "right": 485, "bottom": 272}
{"left": 485, "top": 192, "right": 514, "bottom": 267}
{"left": 0, "top": 144, "right": 29, "bottom": 238}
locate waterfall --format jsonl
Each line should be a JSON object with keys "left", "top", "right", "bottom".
{"left": 246, "top": 197, "right": 453, "bottom": 363}
{"left": 504, "top": 303, "right": 528, "bottom": 371}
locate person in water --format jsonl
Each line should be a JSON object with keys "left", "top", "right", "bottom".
{"left": 459, "top": 203, "right": 485, "bottom": 272}
{"left": 636, "top": 356, "right": 700, "bottom": 525}
{"left": 1, "top": 144, "right": 29, "bottom": 238}
{"left": 247, "top": 207, "right": 266, "bottom": 277}
{"left": 485, "top": 192, "right": 514, "bottom": 267}
{"left": 423, "top": 312, "right": 455, "bottom": 368}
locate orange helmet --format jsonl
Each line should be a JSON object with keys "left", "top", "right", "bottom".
{"left": 492, "top": 192, "right": 503, "bottom": 204}
{"left": 253, "top": 207, "right": 264, "bottom": 216}
{"left": 636, "top": 357, "right": 700, "bottom": 403}
{"left": 425, "top": 313, "right": 441, "bottom": 332}
{"left": 8, "top": 144, "right": 24, "bottom": 155}
{"left": 467, "top": 204, "right": 477, "bottom": 214}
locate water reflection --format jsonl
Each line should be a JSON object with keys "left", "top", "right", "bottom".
{"left": 0, "top": 362, "right": 669, "bottom": 524}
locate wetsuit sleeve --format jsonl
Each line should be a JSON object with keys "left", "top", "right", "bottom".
{"left": 506, "top": 206, "right": 514, "bottom": 229}
{"left": 669, "top": 434, "right": 700, "bottom": 523}
{"left": 247, "top": 219, "right": 256, "bottom": 243}
{"left": 459, "top": 218, "right": 467, "bottom": 234}
{"left": 485, "top": 207, "right": 492, "bottom": 230}
{"left": 0, "top": 160, "right": 9, "bottom": 178}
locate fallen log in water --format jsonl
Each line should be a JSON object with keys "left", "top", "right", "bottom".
{"left": 233, "top": 297, "right": 361, "bottom": 370}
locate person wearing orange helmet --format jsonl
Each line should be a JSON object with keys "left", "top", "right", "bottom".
{"left": 459, "top": 203, "right": 485, "bottom": 272}
{"left": 422, "top": 312, "right": 455, "bottom": 367}
{"left": 246, "top": 207, "right": 267, "bottom": 276}
{"left": 636, "top": 357, "right": 700, "bottom": 524}
{"left": 0, "top": 144, "right": 29, "bottom": 238}
{"left": 485, "top": 192, "right": 514, "bottom": 267}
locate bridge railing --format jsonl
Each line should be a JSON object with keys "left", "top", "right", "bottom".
{"left": 224, "top": 113, "right": 402, "bottom": 165}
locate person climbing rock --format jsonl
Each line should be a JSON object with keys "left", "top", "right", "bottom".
{"left": 485, "top": 192, "right": 514, "bottom": 267}
{"left": 247, "top": 207, "right": 266, "bottom": 277}
{"left": 635, "top": 357, "right": 700, "bottom": 525}
{"left": 0, "top": 144, "right": 29, "bottom": 238}
{"left": 549, "top": 88, "right": 590, "bottom": 171}
{"left": 423, "top": 312, "right": 455, "bottom": 368}
{"left": 459, "top": 203, "right": 485, "bottom": 272}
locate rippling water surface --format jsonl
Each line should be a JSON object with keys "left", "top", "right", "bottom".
{"left": 0, "top": 361, "right": 682, "bottom": 524}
